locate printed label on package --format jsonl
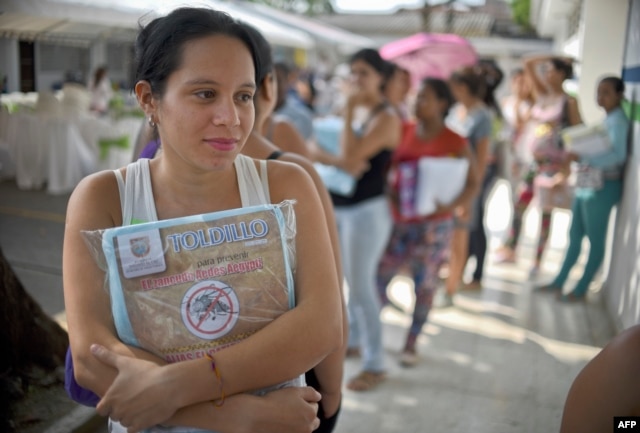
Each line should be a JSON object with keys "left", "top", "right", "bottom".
{"left": 117, "top": 228, "right": 166, "bottom": 278}
{"left": 101, "top": 203, "right": 295, "bottom": 363}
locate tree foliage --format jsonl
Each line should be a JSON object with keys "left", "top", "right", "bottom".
{"left": 510, "top": 0, "right": 531, "bottom": 29}
{"left": 244, "top": 0, "right": 335, "bottom": 15}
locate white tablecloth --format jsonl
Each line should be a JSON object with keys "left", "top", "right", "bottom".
{"left": 1, "top": 112, "right": 143, "bottom": 194}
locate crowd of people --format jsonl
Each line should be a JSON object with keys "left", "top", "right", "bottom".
{"left": 62, "top": 6, "right": 632, "bottom": 433}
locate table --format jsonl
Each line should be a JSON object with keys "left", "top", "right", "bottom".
{"left": 0, "top": 111, "right": 143, "bottom": 194}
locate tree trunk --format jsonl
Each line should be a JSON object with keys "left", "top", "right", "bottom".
{"left": 0, "top": 246, "right": 69, "bottom": 427}
{"left": 0, "top": 246, "right": 68, "bottom": 371}
{"left": 421, "top": 3, "right": 431, "bottom": 32}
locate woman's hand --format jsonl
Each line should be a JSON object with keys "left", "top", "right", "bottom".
{"left": 339, "top": 156, "right": 369, "bottom": 178}
{"left": 319, "top": 390, "right": 341, "bottom": 419}
{"left": 244, "top": 387, "right": 321, "bottom": 433}
{"left": 454, "top": 204, "right": 470, "bottom": 222}
{"left": 565, "top": 152, "right": 580, "bottom": 163}
{"left": 91, "top": 344, "right": 180, "bottom": 432}
{"left": 433, "top": 201, "right": 454, "bottom": 216}
{"left": 345, "top": 91, "right": 363, "bottom": 111}
{"left": 551, "top": 172, "right": 567, "bottom": 189}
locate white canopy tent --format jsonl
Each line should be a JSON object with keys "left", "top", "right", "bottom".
{"left": 0, "top": 0, "right": 315, "bottom": 49}
{"left": 238, "top": 0, "right": 375, "bottom": 56}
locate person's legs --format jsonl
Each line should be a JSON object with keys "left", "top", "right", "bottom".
{"left": 469, "top": 163, "right": 496, "bottom": 283}
{"left": 568, "top": 181, "right": 622, "bottom": 298}
{"left": 560, "top": 324, "right": 640, "bottom": 433}
{"left": 546, "top": 197, "right": 586, "bottom": 291}
{"left": 445, "top": 225, "right": 469, "bottom": 297}
{"left": 376, "top": 223, "right": 410, "bottom": 308}
{"left": 532, "top": 210, "right": 552, "bottom": 275}
{"left": 404, "top": 219, "right": 454, "bottom": 364}
{"left": 334, "top": 206, "right": 360, "bottom": 353}
{"left": 501, "top": 168, "right": 535, "bottom": 259}
{"left": 342, "top": 197, "right": 392, "bottom": 376}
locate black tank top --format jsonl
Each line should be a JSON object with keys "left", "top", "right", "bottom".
{"left": 331, "top": 149, "right": 392, "bottom": 206}
{"left": 331, "top": 103, "right": 393, "bottom": 206}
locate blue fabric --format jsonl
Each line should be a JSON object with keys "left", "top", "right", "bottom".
{"left": 335, "top": 196, "right": 392, "bottom": 372}
{"left": 139, "top": 139, "right": 161, "bottom": 159}
{"left": 64, "top": 346, "right": 99, "bottom": 407}
{"left": 275, "top": 96, "right": 314, "bottom": 140}
{"left": 446, "top": 104, "right": 493, "bottom": 152}
{"left": 580, "top": 107, "right": 629, "bottom": 173}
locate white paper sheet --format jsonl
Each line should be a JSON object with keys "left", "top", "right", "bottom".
{"left": 561, "top": 123, "right": 611, "bottom": 156}
{"left": 415, "top": 157, "right": 469, "bottom": 216}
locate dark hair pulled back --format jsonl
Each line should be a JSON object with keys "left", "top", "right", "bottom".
{"left": 134, "top": 7, "right": 260, "bottom": 97}
{"left": 421, "top": 78, "right": 455, "bottom": 119}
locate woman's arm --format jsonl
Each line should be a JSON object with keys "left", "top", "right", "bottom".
{"left": 309, "top": 140, "right": 369, "bottom": 178}
{"left": 63, "top": 171, "right": 167, "bottom": 396}
{"left": 341, "top": 100, "right": 401, "bottom": 161}
{"left": 560, "top": 325, "right": 640, "bottom": 433}
{"left": 523, "top": 54, "right": 552, "bottom": 97}
{"left": 92, "top": 345, "right": 323, "bottom": 433}
{"left": 98, "top": 162, "right": 342, "bottom": 408}
{"left": 450, "top": 145, "right": 480, "bottom": 209}
{"left": 474, "top": 136, "right": 491, "bottom": 181}
{"left": 272, "top": 118, "right": 312, "bottom": 160}
{"left": 65, "top": 166, "right": 342, "bottom": 429}
{"left": 279, "top": 154, "right": 347, "bottom": 418}
{"left": 566, "top": 96, "right": 583, "bottom": 126}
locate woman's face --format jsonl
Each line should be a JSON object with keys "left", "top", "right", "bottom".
{"left": 448, "top": 79, "right": 467, "bottom": 103}
{"left": 597, "top": 80, "right": 623, "bottom": 112}
{"left": 544, "top": 62, "right": 566, "bottom": 87}
{"left": 414, "top": 83, "right": 444, "bottom": 122}
{"left": 153, "top": 34, "right": 256, "bottom": 171}
{"left": 385, "top": 69, "right": 411, "bottom": 105}
{"left": 349, "top": 59, "right": 383, "bottom": 96}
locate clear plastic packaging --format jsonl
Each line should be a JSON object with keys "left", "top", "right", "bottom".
{"left": 81, "top": 200, "right": 302, "bottom": 393}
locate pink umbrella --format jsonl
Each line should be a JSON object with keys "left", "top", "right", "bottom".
{"left": 379, "top": 32, "right": 478, "bottom": 88}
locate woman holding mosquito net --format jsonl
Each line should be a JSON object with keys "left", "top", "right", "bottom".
{"left": 62, "top": 7, "right": 342, "bottom": 433}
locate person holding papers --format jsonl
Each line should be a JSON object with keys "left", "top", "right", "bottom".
{"left": 63, "top": 8, "right": 342, "bottom": 433}
{"left": 537, "top": 76, "right": 629, "bottom": 302}
{"left": 377, "top": 78, "right": 479, "bottom": 367}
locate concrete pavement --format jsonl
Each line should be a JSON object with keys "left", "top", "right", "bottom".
{"left": 1, "top": 178, "right": 616, "bottom": 433}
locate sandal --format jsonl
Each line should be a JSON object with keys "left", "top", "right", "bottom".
{"left": 534, "top": 283, "right": 561, "bottom": 293}
{"left": 557, "top": 292, "right": 586, "bottom": 303}
{"left": 461, "top": 280, "right": 482, "bottom": 291}
{"left": 346, "top": 371, "right": 386, "bottom": 392}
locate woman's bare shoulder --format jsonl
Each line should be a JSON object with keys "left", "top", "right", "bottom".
{"left": 264, "top": 158, "right": 317, "bottom": 202}
{"left": 67, "top": 169, "right": 122, "bottom": 228}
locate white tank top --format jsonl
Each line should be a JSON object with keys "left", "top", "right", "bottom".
{"left": 113, "top": 154, "right": 271, "bottom": 225}
{"left": 109, "top": 154, "right": 272, "bottom": 433}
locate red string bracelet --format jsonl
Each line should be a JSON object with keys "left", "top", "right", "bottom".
{"left": 203, "top": 353, "right": 225, "bottom": 407}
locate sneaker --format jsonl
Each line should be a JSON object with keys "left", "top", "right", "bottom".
{"left": 399, "top": 349, "right": 419, "bottom": 368}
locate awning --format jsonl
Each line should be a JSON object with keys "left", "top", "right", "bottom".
{"left": 0, "top": 0, "right": 315, "bottom": 49}
{"left": 237, "top": 0, "right": 375, "bottom": 55}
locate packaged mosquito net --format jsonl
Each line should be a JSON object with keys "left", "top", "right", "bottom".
{"left": 82, "top": 200, "right": 303, "bottom": 395}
